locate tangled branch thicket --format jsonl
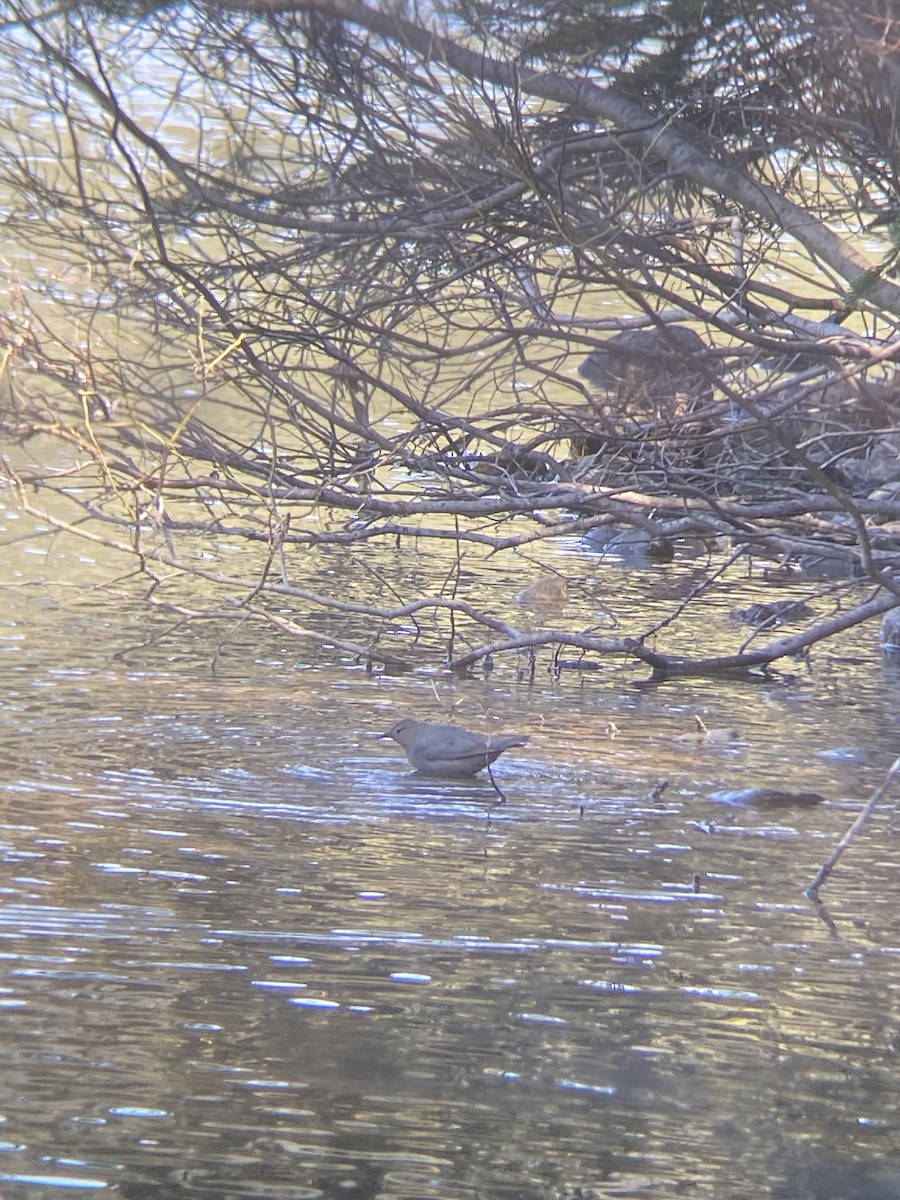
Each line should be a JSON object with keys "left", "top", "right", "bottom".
{"left": 4, "top": 0, "right": 900, "bottom": 676}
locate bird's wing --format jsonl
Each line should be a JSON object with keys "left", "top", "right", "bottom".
{"left": 419, "top": 726, "right": 488, "bottom": 762}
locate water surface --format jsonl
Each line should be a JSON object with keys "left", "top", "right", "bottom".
{"left": 2, "top": 494, "right": 900, "bottom": 1200}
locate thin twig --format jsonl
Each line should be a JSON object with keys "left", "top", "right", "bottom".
{"left": 805, "top": 756, "right": 900, "bottom": 901}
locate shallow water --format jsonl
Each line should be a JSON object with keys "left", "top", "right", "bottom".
{"left": 3, "top": 492, "right": 900, "bottom": 1200}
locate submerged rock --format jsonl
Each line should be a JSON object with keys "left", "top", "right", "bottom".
{"left": 582, "top": 525, "right": 675, "bottom": 563}
{"left": 675, "top": 715, "right": 743, "bottom": 745}
{"left": 516, "top": 574, "right": 569, "bottom": 605}
{"left": 714, "top": 787, "right": 826, "bottom": 807}
{"left": 730, "top": 599, "right": 816, "bottom": 627}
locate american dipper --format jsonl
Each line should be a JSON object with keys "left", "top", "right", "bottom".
{"left": 381, "top": 718, "right": 529, "bottom": 777}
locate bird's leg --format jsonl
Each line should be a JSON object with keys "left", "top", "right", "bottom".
{"left": 486, "top": 764, "right": 507, "bottom": 805}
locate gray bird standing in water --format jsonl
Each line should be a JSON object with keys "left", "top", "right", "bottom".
{"left": 381, "top": 718, "right": 529, "bottom": 777}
